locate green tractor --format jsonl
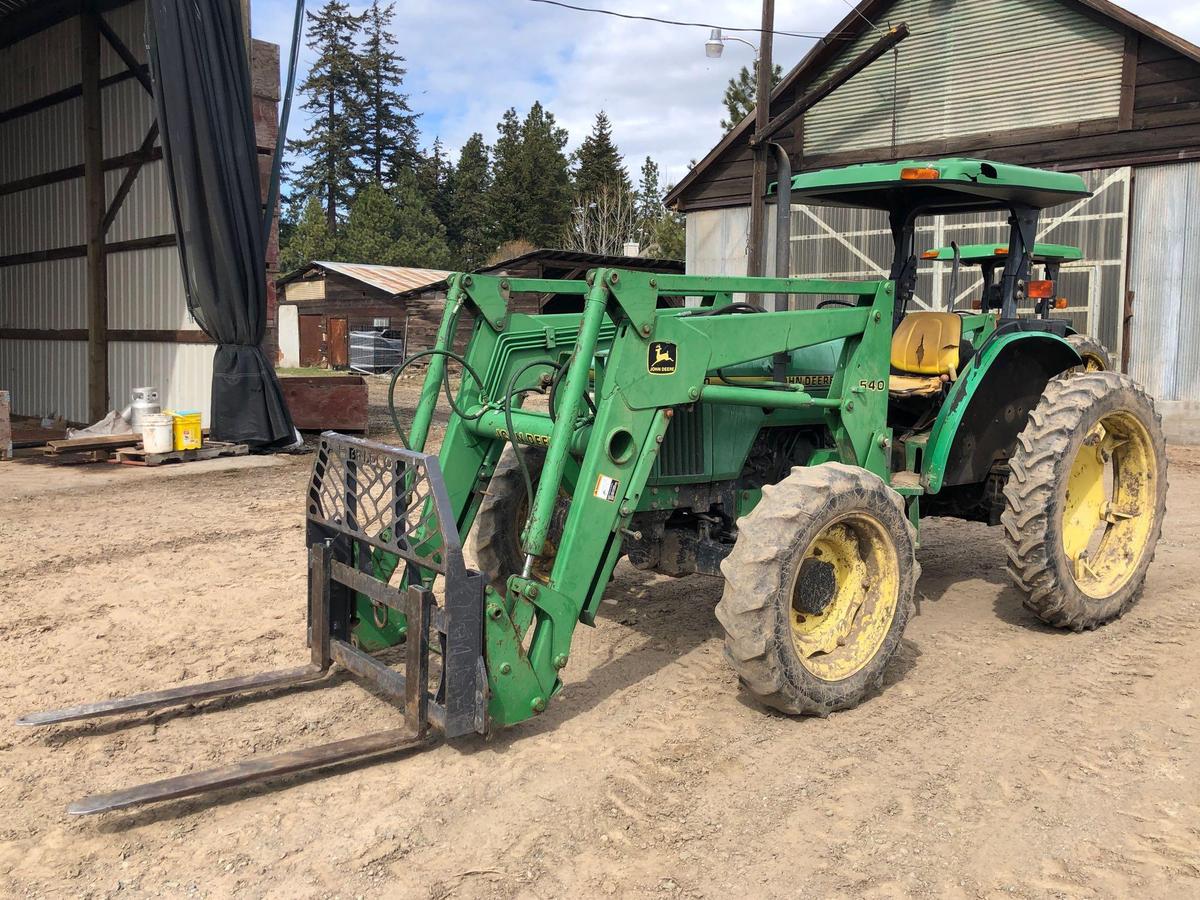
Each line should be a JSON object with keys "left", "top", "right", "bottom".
{"left": 22, "top": 158, "right": 1168, "bottom": 815}
{"left": 921, "top": 240, "right": 1115, "bottom": 370}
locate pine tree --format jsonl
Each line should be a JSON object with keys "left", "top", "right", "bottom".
{"left": 720, "top": 63, "right": 783, "bottom": 132}
{"left": 415, "top": 137, "right": 452, "bottom": 230}
{"left": 339, "top": 183, "right": 402, "bottom": 265}
{"left": 279, "top": 196, "right": 337, "bottom": 273}
{"left": 487, "top": 108, "right": 525, "bottom": 244}
{"left": 354, "top": 0, "right": 419, "bottom": 184}
{"left": 287, "top": 1, "right": 364, "bottom": 233}
{"left": 391, "top": 170, "right": 453, "bottom": 268}
{"left": 573, "top": 111, "right": 630, "bottom": 200}
{"left": 447, "top": 133, "right": 493, "bottom": 270}
{"left": 634, "top": 156, "right": 662, "bottom": 245}
{"left": 488, "top": 103, "right": 572, "bottom": 247}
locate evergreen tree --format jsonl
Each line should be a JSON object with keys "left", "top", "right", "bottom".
{"left": 339, "top": 182, "right": 402, "bottom": 264}
{"left": 336, "top": 178, "right": 451, "bottom": 268}
{"left": 287, "top": 1, "right": 364, "bottom": 232}
{"left": 415, "top": 137, "right": 452, "bottom": 230}
{"left": 646, "top": 204, "right": 685, "bottom": 260}
{"left": 634, "top": 156, "right": 662, "bottom": 245}
{"left": 354, "top": 0, "right": 419, "bottom": 183}
{"left": 573, "top": 111, "right": 630, "bottom": 200}
{"left": 390, "top": 170, "right": 453, "bottom": 268}
{"left": 279, "top": 196, "right": 337, "bottom": 273}
{"left": 720, "top": 63, "right": 783, "bottom": 132}
{"left": 487, "top": 108, "right": 525, "bottom": 244}
{"left": 447, "top": 133, "right": 493, "bottom": 270}
{"left": 488, "top": 103, "right": 572, "bottom": 247}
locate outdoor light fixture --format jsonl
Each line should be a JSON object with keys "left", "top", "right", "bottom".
{"left": 705, "top": 28, "right": 724, "bottom": 58}
{"left": 705, "top": 27, "right": 758, "bottom": 60}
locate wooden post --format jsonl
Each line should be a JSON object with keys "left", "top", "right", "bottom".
{"left": 746, "top": 0, "right": 775, "bottom": 281}
{"left": 81, "top": 6, "right": 108, "bottom": 423}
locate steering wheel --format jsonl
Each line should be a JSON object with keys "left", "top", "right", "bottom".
{"left": 816, "top": 299, "right": 857, "bottom": 309}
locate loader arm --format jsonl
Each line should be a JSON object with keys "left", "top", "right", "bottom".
{"left": 398, "top": 268, "right": 897, "bottom": 727}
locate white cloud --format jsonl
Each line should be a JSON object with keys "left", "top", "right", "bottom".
{"left": 253, "top": 0, "right": 1200, "bottom": 187}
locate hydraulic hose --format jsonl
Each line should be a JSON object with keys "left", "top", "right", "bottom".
{"left": 387, "top": 348, "right": 486, "bottom": 449}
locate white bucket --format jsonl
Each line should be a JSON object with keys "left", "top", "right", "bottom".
{"left": 141, "top": 413, "right": 175, "bottom": 454}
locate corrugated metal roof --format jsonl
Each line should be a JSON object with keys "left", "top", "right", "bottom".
{"left": 281, "top": 261, "right": 453, "bottom": 295}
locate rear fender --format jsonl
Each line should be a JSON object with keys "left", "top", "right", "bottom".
{"left": 923, "top": 332, "right": 1080, "bottom": 493}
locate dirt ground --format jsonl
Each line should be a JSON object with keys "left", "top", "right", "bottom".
{"left": 2, "top": 384, "right": 1199, "bottom": 899}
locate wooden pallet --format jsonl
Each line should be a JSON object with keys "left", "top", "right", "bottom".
{"left": 113, "top": 441, "right": 249, "bottom": 467}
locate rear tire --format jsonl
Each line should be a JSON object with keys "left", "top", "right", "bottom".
{"left": 716, "top": 463, "right": 918, "bottom": 716}
{"left": 1066, "top": 334, "right": 1114, "bottom": 373}
{"left": 1001, "top": 372, "right": 1167, "bottom": 630}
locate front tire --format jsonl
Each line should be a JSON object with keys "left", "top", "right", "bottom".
{"left": 1001, "top": 372, "right": 1167, "bottom": 630}
{"left": 716, "top": 463, "right": 918, "bottom": 716}
{"left": 472, "top": 447, "right": 569, "bottom": 596}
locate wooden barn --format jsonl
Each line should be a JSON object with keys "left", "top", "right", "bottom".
{"left": 667, "top": 0, "right": 1200, "bottom": 439}
{"left": 391, "top": 248, "right": 687, "bottom": 358}
{"left": 275, "top": 261, "right": 449, "bottom": 369}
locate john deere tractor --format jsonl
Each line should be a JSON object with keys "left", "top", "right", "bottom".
{"left": 922, "top": 240, "right": 1114, "bottom": 370}
{"left": 22, "top": 158, "right": 1167, "bottom": 815}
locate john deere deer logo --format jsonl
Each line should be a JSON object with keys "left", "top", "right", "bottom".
{"left": 648, "top": 341, "right": 677, "bottom": 375}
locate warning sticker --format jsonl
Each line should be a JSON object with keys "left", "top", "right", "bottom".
{"left": 594, "top": 474, "right": 620, "bottom": 502}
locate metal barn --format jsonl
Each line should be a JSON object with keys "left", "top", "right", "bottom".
{"left": 0, "top": 0, "right": 279, "bottom": 426}
{"left": 668, "top": 0, "right": 1200, "bottom": 438}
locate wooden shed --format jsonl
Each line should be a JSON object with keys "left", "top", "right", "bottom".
{"left": 392, "top": 248, "right": 687, "bottom": 357}
{"left": 276, "top": 261, "right": 449, "bottom": 369}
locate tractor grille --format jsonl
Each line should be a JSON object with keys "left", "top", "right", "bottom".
{"left": 655, "top": 406, "right": 706, "bottom": 477}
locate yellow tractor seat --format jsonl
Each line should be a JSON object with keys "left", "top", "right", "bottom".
{"left": 889, "top": 311, "right": 963, "bottom": 397}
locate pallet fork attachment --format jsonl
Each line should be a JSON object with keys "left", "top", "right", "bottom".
{"left": 17, "top": 434, "right": 487, "bottom": 815}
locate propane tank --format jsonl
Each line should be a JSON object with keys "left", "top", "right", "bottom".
{"left": 129, "top": 386, "right": 161, "bottom": 432}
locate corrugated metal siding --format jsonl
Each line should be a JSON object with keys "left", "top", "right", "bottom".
{"left": 108, "top": 246, "right": 192, "bottom": 329}
{"left": 0, "top": 1, "right": 206, "bottom": 425}
{"left": 804, "top": 0, "right": 1124, "bottom": 156}
{"left": 0, "top": 98, "right": 82, "bottom": 182}
{"left": 0, "top": 17, "right": 80, "bottom": 110}
{"left": 0, "top": 259, "right": 86, "bottom": 329}
{"left": 110, "top": 342, "right": 214, "bottom": 425}
{"left": 0, "top": 179, "right": 86, "bottom": 254}
{"left": 686, "top": 207, "right": 749, "bottom": 276}
{"left": 0, "top": 338, "right": 88, "bottom": 422}
{"left": 1127, "top": 161, "right": 1200, "bottom": 403}
{"left": 104, "top": 158, "right": 176, "bottom": 242}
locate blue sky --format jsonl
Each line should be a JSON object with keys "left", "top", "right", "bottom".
{"left": 251, "top": 0, "right": 1200, "bottom": 187}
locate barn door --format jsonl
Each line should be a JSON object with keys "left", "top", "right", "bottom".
{"left": 299, "top": 315, "right": 324, "bottom": 367}
{"left": 328, "top": 317, "right": 349, "bottom": 369}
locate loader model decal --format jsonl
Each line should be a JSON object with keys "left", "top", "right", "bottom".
{"left": 494, "top": 428, "right": 551, "bottom": 447}
{"left": 648, "top": 341, "right": 677, "bottom": 375}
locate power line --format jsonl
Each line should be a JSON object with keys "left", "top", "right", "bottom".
{"left": 524, "top": 0, "right": 838, "bottom": 41}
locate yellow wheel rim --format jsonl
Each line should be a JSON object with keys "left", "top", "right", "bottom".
{"left": 1082, "top": 353, "right": 1106, "bottom": 372}
{"left": 788, "top": 513, "right": 900, "bottom": 682}
{"left": 1062, "top": 410, "right": 1158, "bottom": 598}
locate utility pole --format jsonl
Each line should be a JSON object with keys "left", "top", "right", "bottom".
{"left": 746, "top": 0, "right": 774, "bottom": 280}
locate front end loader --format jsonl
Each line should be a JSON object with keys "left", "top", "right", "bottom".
{"left": 22, "top": 158, "right": 1168, "bottom": 815}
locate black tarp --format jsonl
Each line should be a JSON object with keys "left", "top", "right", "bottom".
{"left": 146, "top": 0, "right": 295, "bottom": 448}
